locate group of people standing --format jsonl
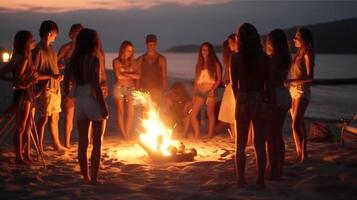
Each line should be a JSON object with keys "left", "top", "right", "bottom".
{"left": 0, "top": 20, "right": 314, "bottom": 186}
{"left": 223, "top": 23, "right": 314, "bottom": 187}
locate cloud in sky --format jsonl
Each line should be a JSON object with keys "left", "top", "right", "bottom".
{"left": 0, "top": 0, "right": 232, "bottom": 12}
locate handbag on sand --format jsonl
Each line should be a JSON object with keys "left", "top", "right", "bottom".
{"left": 218, "top": 83, "right": 236, "bottom": 123}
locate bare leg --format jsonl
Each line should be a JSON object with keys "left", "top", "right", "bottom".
{"left": 189, "top": 97, "right": 205, "bottom": 139}
{"left": 64, "top": 100, "right": 75, "bottom": 148}
{"left": 229, "top": 122, "right": 236, "bottom": 140}
{"left": 291, "top": 98, "right": 309, "bottom": 162}
{"left": 276, "top": 109, "right": 287, "bottom": 176}
{"left": 126, "top": 97, "right": 135, "bottom": 138}
{"left": 206, "top": 96, "right": 216, "bottom": 138}
{"left": 36, "top": 115, "right": 48, "bottom": 153}
{"left": 252, "top": 114, "right": 267, "bottom": 187}
{"left": 24, "top": 107, "right": 34, "bottom": 163}
{"left": 291, "top": 99, "right": 302, "bottom": 160}
{"left": 115, "top": 98, "right": 126, "bottom": 139}
{"left": 91, "top": 120, "right": 106, "bottom": 184}
{"left": 49, "top": 113, "right": 66, "bottom": 151}
{"left": 235, "top": 108, "right": 249, "bottom": 187}
{"left": 77, "top": 118, "right": 90, "bottom": 181}
{"left": 298, "top": 98, "right": 309, "bottom": 162}
{"left": 14, "top": 100, "right": 31, "bottom": 165}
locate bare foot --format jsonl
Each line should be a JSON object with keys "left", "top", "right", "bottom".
{"left": 54, "top": 145, "right": 69, "bottom": 152}
{"left": 24, "top": 156, "right": 35, "bottom": 165}
{"left": 91, "top": 179, "right": 104, "bottom": 185}
{"left": 15, "top": 158, "right": 31, "bottom": 166}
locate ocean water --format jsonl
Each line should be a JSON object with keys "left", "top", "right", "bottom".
{"left": 106, "top": 53, "right": 357, "bottom": 120}
{"left": 1, "top": 53, "right": 356, "bottom": 121}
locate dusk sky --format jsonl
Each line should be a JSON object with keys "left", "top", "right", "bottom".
{"left": 1, "top": 0, "right": 357, "bottom": 52}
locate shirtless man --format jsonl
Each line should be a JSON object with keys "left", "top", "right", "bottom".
{"left": 137, "top": 34, "right": 167, "bottom": 106}
{"left": 58, "top": 24, "right": 83, "bottom": 148}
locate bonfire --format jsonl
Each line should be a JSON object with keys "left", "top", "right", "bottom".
{"left": 132, "top": 91, "right": 197, "bottom": 162}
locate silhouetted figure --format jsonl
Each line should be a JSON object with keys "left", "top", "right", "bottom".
{"left": 231, "top": 23, "right": 271, "bottom": 187}
{"left": 289, "top": 28, "right": 315, "bottom": 162}
{"left": 265, "top": 29, "right": 292, "bottom": 179}
{"left": 65, "top": 28, "right": 109, "bottom": 184}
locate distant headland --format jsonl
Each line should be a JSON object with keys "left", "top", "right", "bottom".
{"left": 165, "top": 18, "right": 357, "bottom": 54}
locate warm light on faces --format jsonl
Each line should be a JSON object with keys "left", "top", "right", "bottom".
{"left": 48, "top": 31, "right": 58, "bottom": 43}
{"left": 146, "top": 42, "right": 157, "bottom": 53}
{"left": 201, "top": 45, "right": 209, "bottom": 58}
{"left": 228, "top": 38, "right": 238, "bottom": 52}
{"left": 28, "top": 35, "right": 36, "bottom": 50}
{"left": 294, "top": 33, "right": 302, "bottom": 48}
{"left": 266, "top": 40, "right": 273, "bottom": 56}
{"left": 124, "top": 45, "right": 134, "bottom": 59}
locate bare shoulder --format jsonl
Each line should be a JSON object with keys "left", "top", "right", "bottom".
{"left": 59, "top": 42, "right": 72, "bottom": 52}
{"left": 112, "top": 57, "right": 119, "bottom": 64}
{"left": 158, "top": 53, "right": 167, "bottom": 61}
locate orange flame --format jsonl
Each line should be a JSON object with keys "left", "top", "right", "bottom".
{"left": 132, "top": 91, "right": 180, "bottom": 156}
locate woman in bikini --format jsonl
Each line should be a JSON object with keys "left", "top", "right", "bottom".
{"left": 289, "top": 28, "right": 315, "bottom": 162}
{"left": 190, "top": 42, "right": 222, "bottom": 139}
{"left": 112, "top": 41, "right": 139, "bottom": 139}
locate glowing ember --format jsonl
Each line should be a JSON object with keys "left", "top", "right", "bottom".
{"left": 132, "top": 91, "right": 180, "bottom": 157}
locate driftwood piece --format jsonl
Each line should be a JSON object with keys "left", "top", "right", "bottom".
{"left": 138, "top": 141, "right": 197, "bottom": 162}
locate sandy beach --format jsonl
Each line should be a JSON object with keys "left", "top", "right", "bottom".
{"left": 1, "top": 72, "right": 357, "bottom": 200}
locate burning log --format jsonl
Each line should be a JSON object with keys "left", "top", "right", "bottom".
{"left": 138, "top": 140, "right": 197, "bottom": 162}
{"left": 132, "top": 90, "right": 197, "bottom": 162}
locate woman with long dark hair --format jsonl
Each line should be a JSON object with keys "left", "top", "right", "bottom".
{"left": 0, "top": 31, "right": 37, "bottom": 165}
{"left": 219, "top": 34, "right": 238, "bottom": 139}
{"left": 65, "top": 28, "right": 109, "bottom": 184}
{"left": 289, "top": 28, "right": 314, "bottom": 162}
{"left": 112, "top": 41, "right": 139, "bottom": 139}
{"left": 190, "top": 42, "right": 222, "bottom": 138}
{"left": 231, "top": 23, "right": 271, "bottom": 187}
{"left": 265, "top": 29, "right": 292, "bottom": 179}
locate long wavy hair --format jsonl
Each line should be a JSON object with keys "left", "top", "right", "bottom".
{"left": 196, "top": 42, "right": 221, "bottom": 77}
{"left": 294, "top": 28, "right": 315, "bottom": 67}
{"left": 222, "top": 40, "right": 231, "bottom": 69}
{"left": 69, "top": 28, "right": 101, "bottom": 84}
{"left": 237, "top": 23, "right": 263, "bottom": 71}
{"left": 118, "top": 40, "right": 134, "bottom": 62}
{"left": 222, "top": 33, "right": 237, "bottom": 68}
{"left": 13, "top": 30, "right": 33, "bottom": 60}
{"left": 267, "top": 29, "right": 292, "bottom": 75}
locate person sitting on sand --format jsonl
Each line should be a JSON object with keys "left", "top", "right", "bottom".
{"left": 190, "top": 42, "right": 222, "bottom": 139}
{"left": 162, "top": 82, "right": 192, "bottom": 138}
{"left": 65, "top": 28, "right": 109, "bottom": 184}
{"left": 289, "top": 28, "right": 315, "bottom": 162}
{"left": 0, "top": 30, "right": 38, "bottom": 165}
{"left": 265, "top": 29, "right": 292, "bottom": 180}
{"left": 137, "top": 34, "right": 167, "bottom": 106}
{"left": 33, "top": 20, "right": 67, "bottom": 152}
{"left": 58, "top": 23, "right": 83, "bottom": 148}
{"left": 112, "top": 41, "right": 139, "bottom": 139}
{"left": 231, "top": 23, "right": 272, "bottom": 188}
